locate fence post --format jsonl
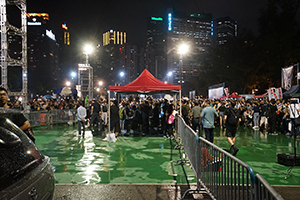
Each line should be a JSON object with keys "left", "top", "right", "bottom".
{"left": 247, "top": 166, "right": 256, "bottom": 200}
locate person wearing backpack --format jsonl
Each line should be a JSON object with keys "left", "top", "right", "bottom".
{"left": 224, "top": 101, "right": 239, "bottom": 156}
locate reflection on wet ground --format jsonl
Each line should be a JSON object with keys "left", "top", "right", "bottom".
{"left": 34, "top": 125, "right": 196, "bottom": 185}
{"left": 34, "top": 124, "right": 300, "bottom": 186}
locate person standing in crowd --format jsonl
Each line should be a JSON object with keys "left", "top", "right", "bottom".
{"left": 259, "top": 100, "right": 268, "bottom": 132}
{"left": 101, "top": 99, "right": 108, "bottom": 126}
{"left": 161, "top": 99, "right": 169, "bottom": 135}
{"left": 224, "top": 101, "right": 239, "bottom": 156}
{"left": 267, "top": 99, "right": 278, "bottom": 135}
{"left": 252, "top": 102, "right": 260, "bottom": 130}
{"left": 218, "top": 102, "right": 226, "bottom": 128}
{"left": 77, "top": 101, "right": 87, "bottom": 136}
{"left": 182, "top": 100, "right": 191, "bottom": 125}
{"left": 141, "top": 100, "right": 150, "bottom": 135}
{"left": 191, "top": 101, "right": 201, "bottom": 135}
{"left": 119, "top": 102, "right": 126, "bottom": 133}
{"left": 0, "top": 87, "right": 35, "bottom": 142}
{"left": 200, "top": 100, "right": 218, "bottom": 143}
{"left": 288, "top": 98, "right": 300, "bottom": 138}
{"left": 89, "top": 99, "right": 101, "bottom": 130}
{"left": 281, "top": 100, "right": 290, "bottom": 135}
{"left": 165, "top": 103, "right": 175, "bottom": 137}
{"left": 105, "top": 99, "right": 119, "bottom": 140}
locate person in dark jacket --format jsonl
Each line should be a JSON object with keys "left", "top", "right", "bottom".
{"left": 108, "top": 100, "right": 120, "bottom": 138}
{"left": 0, "top": 87, "right": 35, "bottom": 142}
{"left": 267, "top": 99, "right": 277, "bottom": 135}
{"left": 224, "top": 101, "right": 239, "bottom": 156}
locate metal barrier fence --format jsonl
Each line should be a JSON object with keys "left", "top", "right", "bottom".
{"left": 24, "top": 109, "right": 77, "bottom": 127}
{"left": 256, "top": 174, "right": 284, "bottom": 200}
{"left": 176, "top": 116, "right": 284, "bottom": 200}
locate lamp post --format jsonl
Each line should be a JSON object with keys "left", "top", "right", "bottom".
{"left": 80, "top": 44, "right": 94, "bottom": 100}
{"left": 83, "top": 44, "right": 93, "bottom": 65}
{"left": 178, "top": 43, "right": 189, "bottom": 86}
{"left": 98, "top": 81, "right": 104, "bottom": 97}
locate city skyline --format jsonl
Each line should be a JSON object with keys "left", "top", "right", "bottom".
{"left": 27, "top": 0, "right": 269, "bottom": 48}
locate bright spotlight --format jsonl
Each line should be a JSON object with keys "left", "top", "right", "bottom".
{"left": 120, "top": 72, "right": 125, "bottom": 77}
{"left": 178, "top": 43, "right": 189, "bottom": 55}
{"left": 83, "top": 44, "right": 93, "bottom": 55}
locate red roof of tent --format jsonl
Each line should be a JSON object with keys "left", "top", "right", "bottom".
{"left": 220, "top": 95, "right": 228, "bottom": 100}
{"left": 254, "top": 92, "right": 268, "bottom": 98}
{"left": 108, "top": 69, "right": 181, "bottom": 93}
{"left": 228, "top": 93, "right": 243, "bottom": 98}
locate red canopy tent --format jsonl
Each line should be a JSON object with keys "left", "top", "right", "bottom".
{"left": 254, "top": 92, "right": 268, "bottom": 99}
{"left": 108, "top": 69, "right": 182, "bottom": 130}
{"left": 109, "top": 69, "right": 181, "bottom": 94}
{"left": 228, "top": 93, "right": 243, "bottom": 98}
{"left": 220, "top": 95, "right": 228, "bottom": 100}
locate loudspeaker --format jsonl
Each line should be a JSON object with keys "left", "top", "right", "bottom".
{"left": 277, "top": 153, "right": 300, "bottom": 166}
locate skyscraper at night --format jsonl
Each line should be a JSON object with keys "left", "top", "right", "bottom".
{"left": 166, "top": 9, "right": 213, "bottom": 84}
{"left": 215, "top": 17, "right": 237, "bottom": 45}
{"left": 145, "top": 16, "right": 167, "bottom": 80}
{"left": 27, "top": 13, "right": 60, "bottom": 95}
{"left": 101, "top": 29, "right": 137, "bottom": 86}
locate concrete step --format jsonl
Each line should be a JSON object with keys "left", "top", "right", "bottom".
{"left": 53, "top": 184, "right": 211, "bottom": 200}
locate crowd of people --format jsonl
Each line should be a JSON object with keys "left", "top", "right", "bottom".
{"left": 4, "top": 91, "right": 300, "bottom": 153}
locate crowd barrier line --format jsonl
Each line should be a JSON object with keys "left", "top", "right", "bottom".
{"left": 24, "top": 109, "right": 77, "bottom": 127}
{"left": 176, "top": 116, "right": 284, "bottom": 200}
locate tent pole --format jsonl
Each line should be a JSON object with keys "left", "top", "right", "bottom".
{"left": 108, "top": 91, "right": 110, "bottom": 134}
{"left": 174, "top": 93, "right": 176, "bottom": 111}
{"left": 179, "top": 90, "right": 182, "bottom": 116}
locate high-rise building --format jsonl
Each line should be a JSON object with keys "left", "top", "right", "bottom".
{"left": 215, "top": 17, "right": 237, "bottom": 45}
{"left": 27, "top": 13, "right": 60, "bottom": 95}
{"left": 103, "top": 30, "right": 126, "bottom": 46}
{"left": 101, "top": 30, "right": 137, "bottom": 86}
{"left": 56, "top": 22, "right": 75, "bottom": 87}
{"left": 167, "top": 9, "right": 213, "bottom": 84}
{"left": 145, "top": 16, "right": 167, "bottom": 80}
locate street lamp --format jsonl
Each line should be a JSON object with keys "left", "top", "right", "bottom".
{"left": 178, "top": 43, "right": 189, "bottom": 85}
{"left": 83, "top": 44, "right": 93, "bottom": 64}
{"left": 119, "top": 71, "right": 125, "bottom": 85}
{"left": 167, "top": 71, "right": 173, "bottom": 84}
{"left": 99, "top": 81, "right": 103, "bottom": 86}
{"left": 66, "top": 81, "right": 71, "bottom": 86}
{"left": 71, "top": 71, "right": 76, "bottom": 80}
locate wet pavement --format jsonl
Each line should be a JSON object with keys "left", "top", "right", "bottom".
{"left": 34, "top": 125, "right": 196, "bottom": 185}
{"left": 33, "top": 124, "right": 300, "bottom": 199}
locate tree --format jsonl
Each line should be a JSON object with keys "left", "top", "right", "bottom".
{"left": 257, "top": 0, "right": 300, "bottom": 87}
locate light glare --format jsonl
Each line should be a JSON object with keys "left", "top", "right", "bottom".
{"left": 178, "top": 43, "right": 189, "bottom": 55}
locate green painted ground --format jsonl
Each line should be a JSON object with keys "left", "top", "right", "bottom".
{"left": 34, "top": 125, "right": 196, "bottom": 185}
{"left": 34, "top": 125, "right": 300, "bottom": 186}
{"left": 213, "top": 126, "right": 300, "bottom": 186}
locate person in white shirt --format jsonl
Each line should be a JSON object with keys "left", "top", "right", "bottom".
{"left": 77, "top": 101, "right": 87, "bottom": 136}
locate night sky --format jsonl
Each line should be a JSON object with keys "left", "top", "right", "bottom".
{"left": 27, "top": 0, "right": 268, "bottom": 49}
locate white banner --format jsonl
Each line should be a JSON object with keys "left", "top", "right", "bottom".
{"left": 268, "top": 88, "right": 282, "bottom": 100}
{"left": 281, "top": 66, "right": 293, "bottom": 90}
{"left": 224, "top": 87, "right": 229, "bottom": 97}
